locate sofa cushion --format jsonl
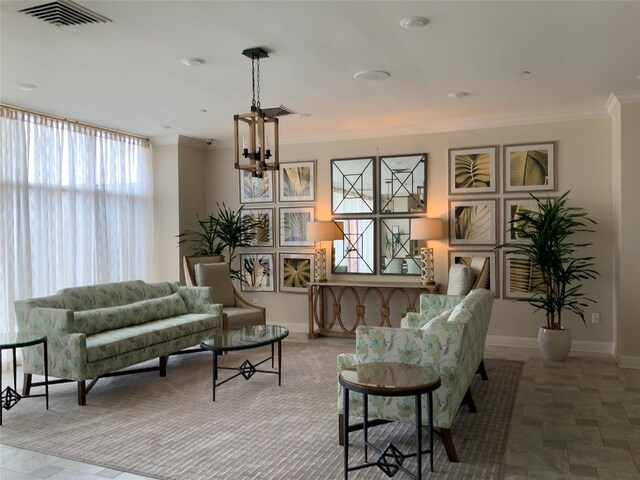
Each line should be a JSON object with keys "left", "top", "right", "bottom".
{"left": 446, "top": 265, "right": 476, "bottom": 295}
{"left": 74, "top": 293, "right": 187, "bottom": 336}
{"left": 195, "top": 263, "right": 236, "bottom": 307}
{"left": 223, "top": 307, "right": 264, "bottom": 329}
{"left": 86, "top": 313, "right": 217, "bottom": 363}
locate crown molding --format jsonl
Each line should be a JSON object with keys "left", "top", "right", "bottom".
{"left": 211, "top": 108, "right": 609, "bottom": 150}
{"left": 606, "top": 91, "right": 640, "bottom": 116}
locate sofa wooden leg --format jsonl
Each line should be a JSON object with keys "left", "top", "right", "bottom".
{"left": 338, "top": 413, "right": 344, "bottom": 446}
{"left": 462, "top": 388, "right": 477, "bottom": 413}
{"left": 22, "top": 373, "right": 32, "bottom": 396}
{"left": 477, "top": 359, "right": 489, "bottom": 380}
{"left": 159, "top": 356, "right": 168, "bottom": 377}
{"left": 440, "top": 428, "right": 459, "bottom": 462}
{"left": 77, "top": 380, "right": 86, "bottom": 406}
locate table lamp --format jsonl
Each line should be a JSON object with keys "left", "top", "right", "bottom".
{"left": 307, "top": 221, "right": 343, "bottom": 282}
{"left": 410, "top": 217, "right": 444, "bottom": 286}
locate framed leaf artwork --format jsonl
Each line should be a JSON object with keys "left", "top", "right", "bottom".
{"left": 449, "top": 199, "right": 498, "bottom": 246}
{"left": 279, "top": 160, "right": 316, "bottom": 202}
{"left": 503, "top": 197, "right": 556, "bottom": 243}
{"left": 448, "top": 146, "right": 498, "bottom": 195}
{"left": 504, "top": 142, "right": 556, "bottom": 192}
{"left": 279, "top": 207, "right": 315, "bottom": 247}
{"left": 503, "top": 252, "right": 545, "bottom": 300}
{"left": 239, "top": 169, "right": 274, "bottom": 204}
{"left": 279, "top": 253, "right": 314, "bottom": 293}
{"left": 448, "top": 250, "right": 498, "bottom": 297}
{"left": 239, "top": 253, "right": 275, "bottom": 292}
{"left": 241, "top": 208, "right": 274, "bottom": 247}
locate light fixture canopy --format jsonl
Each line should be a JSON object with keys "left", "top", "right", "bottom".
{"left": 399, "top": 16, "right": 429, "bottom": 29}
{"left": 234, "top": 47, "right": 279, "bottom": 179}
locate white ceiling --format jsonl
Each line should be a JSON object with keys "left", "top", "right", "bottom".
{"left": 1, "top": 1, "right": 639, "bottom": 146}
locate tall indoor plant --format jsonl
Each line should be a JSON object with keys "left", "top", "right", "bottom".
{"left": 177, "top": 203, "right": 261, "bottom": 281}
{"left": 497, "top": 191, "right": 599, "bottom": 360}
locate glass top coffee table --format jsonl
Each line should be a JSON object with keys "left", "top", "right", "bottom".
{"left": 200, "top": 325, "right": 289, "bottom": 401}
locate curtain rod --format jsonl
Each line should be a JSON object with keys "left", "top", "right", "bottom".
{"left": 0, "top": 103, "right": 150, "bottom": 142}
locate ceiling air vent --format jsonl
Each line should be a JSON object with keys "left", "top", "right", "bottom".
{"left": 261, "top": 105, "right": 294, "bottom": 117}
{"left": 19, "top": 0, "right": 112, "bottom": 27}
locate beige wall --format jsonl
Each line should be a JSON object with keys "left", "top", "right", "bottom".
{"left": 612, "top": 100, "right": 640, "bottom": 365}
{"left": 204, "top": 118, "right": 615, "bottom": 348}
{"left": 151, "top": 144, "right": 180, "bottom": 283}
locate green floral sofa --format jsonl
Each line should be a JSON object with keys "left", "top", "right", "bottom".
{"left": 15, "top": 280, "right": 222, "bottom": 405}
{"left": 337, "top": 289, "right": 494, "bottom": 462}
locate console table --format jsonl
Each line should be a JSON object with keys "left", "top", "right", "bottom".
{"left": 307, "top": 281, "right": 439, "bottom": 338}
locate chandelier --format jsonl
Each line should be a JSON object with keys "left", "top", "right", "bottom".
{"left": 234, "top": 47, "right": 279, "bottom": 179}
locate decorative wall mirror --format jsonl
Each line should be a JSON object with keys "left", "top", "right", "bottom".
{"left": 379, "top": 153, "right": 427, "bottom": 214}
{"left": 331, "top": 157, "right": 376, "bottom": 215}
{"left": 379, "top": 217, "right": 421, "bottom": 275}
{"left": 332, "top": 218, "right": 375, "bottom": 274}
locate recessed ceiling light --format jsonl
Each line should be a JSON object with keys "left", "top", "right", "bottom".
{"left": 200, "top": 109, "right": 208, "bottom": 113}
{"left": 15, "top": 83, "right": 38, "bottom": 91}
{"left": 448, "top": 91, "right": 469, "bottom": 99}
{"left": 520, "top": 70, "right": 531, "bottom": 75}
{"left": 158, "top": 125, "right": 172, "bottom": 130}
{"left": 636, "top": 74, "right": 640, "bottom": 80}
{"left": 180, "top": 58, "right": 205, "bottom": 67}
{"left": 354, "top": 70, "right": 391, "bottom": 81}
{"left": 399, "top": 16, "right": 429, "bottom": 29}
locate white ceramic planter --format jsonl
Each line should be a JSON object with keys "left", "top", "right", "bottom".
{"left": 537, "top": 327, "right": 572, "bottom": 361}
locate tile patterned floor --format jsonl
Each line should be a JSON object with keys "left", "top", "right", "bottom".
{"left": 1, "top": 338, "right": 639, "bottom": 479}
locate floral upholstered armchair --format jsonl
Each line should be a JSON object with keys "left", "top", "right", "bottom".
{"left": 337, "top": 289, "right": 494, "bottom": 462}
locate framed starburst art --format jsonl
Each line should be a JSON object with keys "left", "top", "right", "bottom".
{"left": 279, "top": 253, "right": 314, "bottom": 293}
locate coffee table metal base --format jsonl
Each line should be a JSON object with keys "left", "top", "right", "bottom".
{"left": 210, "top": 341, "right": 283, "bottom": 401}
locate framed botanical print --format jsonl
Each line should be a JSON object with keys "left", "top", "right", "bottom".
{"left": 503, "top": 197, "right": 556, "bottom": 243}
{"left": 449, "top": 199, "right": 498, "bottom": 246}
{"left": 504, "top": 142, "right": 556, "bottom": 192}
{"left": 239, "top": 169, "right": 274, "bottom": 204}
{"left": 279, "top": 207, "right": 315, "bottom": 247}
{"left": 279, "top": 253, "right": 314, "bottom": 293}
{"left": 448, "top": 146, "right": 498, "bottom": 195}
{"left": 503, "top": 252, "right": 544, "bottom": 300}
{"left": 241, "top": 208, "right": 274, "bottom": 247}
{"left": 279, "top": 160, "right": 316, "bottom": 202}
{"left": 448, "top": 250, "right": 498, "bottom": 297}
{"left": 239, "top": 253, "right": 275, "bottom": 292}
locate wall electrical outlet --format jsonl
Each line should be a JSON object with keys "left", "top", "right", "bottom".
{"left": 591, "top": 312, "right": 600, "bottom": 324}
{"left": 253, "top": 298, "right": 258, "bottom": 305}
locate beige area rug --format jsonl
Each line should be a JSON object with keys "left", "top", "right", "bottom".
{"left": 0, "top": 341, "right": 522, "bottom": 479}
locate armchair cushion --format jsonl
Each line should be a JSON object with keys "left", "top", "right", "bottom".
{"left": 195, "top": 263, "right": 236, "bottom": 307}
{"left": 446, "top": 264, "right": 476, "bottom": 295}
{"left": 223, "top": 307, "right": 265, "bottom": 329}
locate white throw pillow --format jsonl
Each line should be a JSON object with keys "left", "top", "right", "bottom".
{"left": 446, "top": 264, "right": 476, "bottom": 295}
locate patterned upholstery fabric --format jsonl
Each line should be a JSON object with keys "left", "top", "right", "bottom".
{"left": 337, "top": 289, "right": 493, "bottom": 430}
{"left": 401, "top": 294, "right": 464, "bottom": 328}
{"left": 14, "top": 281, "right": 223, "bottom": 381}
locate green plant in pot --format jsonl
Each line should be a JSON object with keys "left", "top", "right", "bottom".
{"left": 177, "top": 203, "right": 261, "bottom": 282}
{"left": 496, "top": 191, "right": 599, "bottom": 361}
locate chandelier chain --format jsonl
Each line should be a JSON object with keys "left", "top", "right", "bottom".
{"left": 251, "top": 58, "right": 256, "bottom": 108}
{"left": 256, "top": 57, "right": 261, "bottom": 109}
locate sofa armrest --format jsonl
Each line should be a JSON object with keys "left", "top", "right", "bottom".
{"left": 15, "top": 305, "right": 76, "bottom": 335}
{"left": 176, "top": 286, "right": 214, "bottom": 314}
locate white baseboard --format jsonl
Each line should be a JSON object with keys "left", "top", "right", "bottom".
{"left": 615, "top": 353, "right": 640, "bottom": 369}
{"left": 486, "top": 335, "right": 613, "bottom": 354}
{"left": 269, "top": 321, "right": 308, "bottom": 334}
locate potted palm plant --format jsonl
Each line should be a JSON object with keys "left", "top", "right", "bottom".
{"left": 497, "top": 191, "right": 599, "bottom": 361}
{"left": 177, "top": 203, "right": 261, "bottom": 281}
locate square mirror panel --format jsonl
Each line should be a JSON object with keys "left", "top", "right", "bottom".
{"left": 379, "top": 217, "right": 421, "bottom": 275}
{"left": 331, "top": 157, "right": 375, "bottom": 215}
{"left": 332, "top": 218, "right": 375, "bottom": 274}
{"left": 379, "top": 153, "right": 427, "bottom": 214}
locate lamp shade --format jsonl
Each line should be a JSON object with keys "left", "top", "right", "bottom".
{"left": 307, "top": 221, "right": 343, "bottom": 241}
{"left": 410, "top": 217, "right": 443, "bottom": 240}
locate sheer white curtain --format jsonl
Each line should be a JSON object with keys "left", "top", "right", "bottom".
{"left": 0, "top": 106, "right": 153, "bottom": 367}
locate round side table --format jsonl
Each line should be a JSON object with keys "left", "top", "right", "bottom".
{"left": 339, "top": 362, "right": 441, "bottom": 480}
{"left": 0, "top": 332, "right": 49, "bottom": 425}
